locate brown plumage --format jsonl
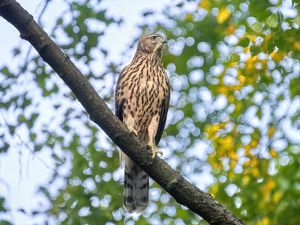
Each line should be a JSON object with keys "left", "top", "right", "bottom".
{"left": 115, "top": 34, "right": 170, "bottom": 213}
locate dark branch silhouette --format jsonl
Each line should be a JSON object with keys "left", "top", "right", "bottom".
{"left": 0, "top": 1, "right": 244, "bottom": 224}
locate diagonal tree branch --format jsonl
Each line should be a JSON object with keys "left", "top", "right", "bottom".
{"left": 0, "top": 0, "right": 244, "bottom": 224}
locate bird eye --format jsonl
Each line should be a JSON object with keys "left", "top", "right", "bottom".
{"left": 151, "top": 35, "right": 157, "bottom": 40}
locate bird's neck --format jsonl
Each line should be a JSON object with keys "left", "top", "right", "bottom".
{"left": 133, "top": 51, "right": 163, "bottom": 66}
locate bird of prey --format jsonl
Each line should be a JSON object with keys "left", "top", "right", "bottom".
{"left": 115, "top": 33, "right": 170, "bottom": 213}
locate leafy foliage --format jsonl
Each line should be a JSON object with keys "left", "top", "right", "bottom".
{"left": 0, "top": 0, "right": 299, "bottom": 224}
{"left": 0, "top": 196, "right": 12, "bottom": 225}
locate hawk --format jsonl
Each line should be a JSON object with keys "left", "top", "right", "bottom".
{"left": 115, "top": 34, "right": 170, "bottom": 213}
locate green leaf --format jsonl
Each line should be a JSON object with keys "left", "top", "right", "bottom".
{"left": 18, "top": 115, "right": 26, "bottom": 123}
{"left": 8, "top": 125, "right": 15, "bottom": 135}
{"left": 291, "top": 111, "right": 300, "bottom": 123}
{"left": 0, "top": 197, "right": 5, "bottom": 211}
{"left": 0, "top": 66, "right": 15, "bottom": 78}
{"left": 28, "top": 113, "right": 39, "bottom": 129}
{"left": 294, "top": 15, "right": 300, "bottom": 26}
{"left": 250, "top": 22, "right": 263, "bottom": 33}
{"left": 267, "top": 41, "right": 275, "bottom": 53}
{"left": 0, "top": 142, "right": 9, "bottom": 153}
{"left": 250, "top": 45, "right": 260, "bottom": 56}
{"left": 30, "top": 132, "right": 37, "bottom": 141}
{"left": 257, "top": 83, "right": 268, "bottom": 91}
{"left": 266, "top": 14, "right": 278, "bottom": 28}
{"left": 290, "top": 76, "right": 300, "bottom": 97}
{"left": 22, "top": 96, "right": 31, "bottom": 108}
{"left": 230, "top": 54, "right": 240, "bottom": 62}
{"left": 238, "top": 38, "right": 250, "bottom": 47}
{"left": 0, "top": 221, "right": 12, "bottom": 225}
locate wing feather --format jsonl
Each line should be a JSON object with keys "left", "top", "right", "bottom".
{"left": 155, "top": 83, "right": 170, "bottom": 145}
{"left": 115, "top": 96, "right": 124, "bottom": 122}
{"left": 115, "top": 68, "right": 127, "bottom": 122}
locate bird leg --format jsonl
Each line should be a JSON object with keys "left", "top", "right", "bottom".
{"left": 147, "top": 115, "right": 163, "bottom": 158}
{"left": 127, "top": 125, "right": 138, "bottom": 136}
{"left": 125, "top": 115, "right": 138, "bottom": 136}
{"left": 147, "top": 140, "right": 163, "bottom": 158}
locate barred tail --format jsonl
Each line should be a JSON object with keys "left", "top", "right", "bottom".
{"left": 123, "top": 155, "right": 149, "bottom": 213}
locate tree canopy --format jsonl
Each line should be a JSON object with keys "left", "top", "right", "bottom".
{"left": 0, "top": 0, "right": 299, "bottom": 225}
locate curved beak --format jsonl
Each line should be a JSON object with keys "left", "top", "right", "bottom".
{"left": 155, "top": 35, "right": 167, "bottom": 53}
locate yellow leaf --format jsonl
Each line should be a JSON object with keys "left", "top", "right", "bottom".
{"left": 251, "top": 167, "right": 260, "bottom": 178}
{"left": 228, "top": 171, "right": 235, "bottom": 179}
{"left": 229, "top": 61, "right": 238, "bottom": 67}
{"left": 243, "top": 159, "right": 251, "bottom": 167}
{"left": 185, "top": 13, "right": 193, "bottom": 21}
{"left": 265, "top": 34, "right": 272, "bottom": 41}
{"left": 262, "top": 179, "right": 276, "bottom": 195}
{"left": 244, "top": 145, "right": 255, "bottom": 157}
{"left": 250, "top": 157, "right": 258, "bottom": 167}
{"left": 219, "top": 136, "right": 234, "bottom": 150}
{"left": 268, "top": 127, "right": 275, "bottom": 138}
{"left": 229, "top": 160, "right": 236, "bottom": 169}
{"left": 228, "top": 151, "right": 238, "bottom": 161}
{"left": 228, "top": 95, "right": 235, "bottom": 103}
{"left": 243, "top": 46, "right": 250, "bottom": 53}
{"left": 199, "top": 0, "right": 210, "bottom": 11}
{"left": 217, "top": 7, "right": 231, "bottom": 24}
{"left": 211, "top": 161, "right": 220, "bottom": 170}
{"left": 242, "top": 175, "right": 250, "bottom": 185}
{"left": 245, "top": 55, "right": 258, "bottom": 72}
{"left": 269, "top": 149, "right": 278, "bottom": 158}
{"left": 258, "top": 217, "right": 270, "bottom": 225}
{"left": 238, "top": 74, "right": 246, "bottom": 84}
{"left": 244, "top": 157, "right": 258, "bottom": 169}
{"left": 261, "top": 59, "right": 267, "bottom": 66}
{"left": 248, "top": 35, "right": 257, "bottom": 42}
{"left": 250, "top": 139, "right": 258, "bottom": 148}
{"left": 293, "top": 41, "right": 300, "bottom": 51}
{"left": 272, "top": 191, "right": 282, "bottom": 203}
{"left": 210, "top": 184, "right": 219, "bottom": 197}
{"left": 217, "top": 86, "right": 229, "bottom": 95}
{"left": 270, "top": 51, "right": 284, "bottom": 62}
{"left": 204, "top": 123, "right": 226, "bottom": 138}
{"left": 226, "top": 25, "right": 235, "bottom": 35}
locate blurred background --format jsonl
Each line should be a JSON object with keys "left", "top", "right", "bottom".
{"left": 0, "top": 0, "right": 299, "bottom": 224}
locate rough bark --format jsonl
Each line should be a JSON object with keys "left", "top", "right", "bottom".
{"left": 0, "top": 0, "right": 244, "bottom": 224}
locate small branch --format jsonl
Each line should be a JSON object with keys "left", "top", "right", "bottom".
{"left": 0, "top": 111, "right": 55, "bottom": 171}
{"left": 17, "top": 0, "right": 51, "bottom": 75}
{"left": 0, "top": 1, "right": 244, "bottom": 224}
{"left": 37, "top": 0, "right": 51, "bottom": 24}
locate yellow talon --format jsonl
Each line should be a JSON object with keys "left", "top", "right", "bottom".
{"left": 128, "top": 126, "right": 138, "bottom": 136}
{"left": 147, "top": 142, "right": 163, "bottom": 158}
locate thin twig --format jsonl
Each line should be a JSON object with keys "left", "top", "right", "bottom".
{"left": 0, "top": 111, "right": 55, "bottom": 171}
{"left": 17, "top": 0, "right": 51, "bottom": 75}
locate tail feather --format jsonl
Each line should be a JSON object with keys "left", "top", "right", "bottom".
{"left": 123, "top": 155, "right": 149, "bottom": 213}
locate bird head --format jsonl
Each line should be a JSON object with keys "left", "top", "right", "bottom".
{"left": 137, "top": 34, "right": 167, "bottom": 55}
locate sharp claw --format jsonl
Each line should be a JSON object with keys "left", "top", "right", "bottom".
{"left": 147, "top": 142, "right": 163, "bottom": 158}
{"left": 151, "top": 149, "right": 156, "bottom": 159}
{"left": 128, "top": 126, "right": 138, "bottom": 136}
